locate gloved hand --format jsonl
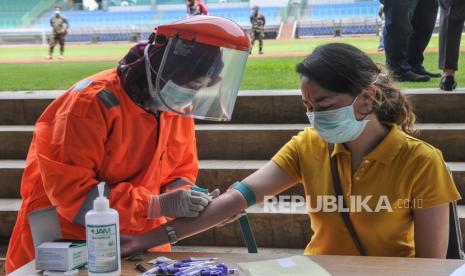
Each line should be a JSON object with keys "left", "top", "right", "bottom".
{"left": 209, "top": 188, "right": 220, "bottom": 199}
{"left": 148, "top": 189, "right": 211, "bottom": 219}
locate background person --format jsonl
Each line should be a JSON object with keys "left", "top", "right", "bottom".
{"left": 5, "top": 16, "right": 250, "bottom": 274}
{"left": 250, "top": 5, "right": 266, "bottom": 55}
{"left": 438, "top": 0, "right": 465, "bottom": 91}
{"left": 120, "top": 43, "right": 460, "bottom": 259}
{"left": 47, "top": 6, "right": 69, "bottom": 60}
{"left": 377, "top": 4, "right": 385, "bottom": 52}
{"left": 381, "top": 0, "right": 440, "bottom": 82}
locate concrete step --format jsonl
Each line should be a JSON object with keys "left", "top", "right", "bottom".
{"left": 1, "top": 160, "right": 465, "bottom": 205}
{"left": 0, "top": 89, "right": 464, "bottom": 125}
{"left": 0, "top": 160, "right": 23, "bottom": 198}
{"left": 0, "top": 160, "right": 304, "bottom": 198}
{"left": 0, "top": 237, "right": 6, "bottom": 259}
{"left": 0, "top": 91, "right": 61, "bottom": 125}
{"left": 0, "top": 126, "right": 33, "bottom": 160}
{"left": 196, "top": 124, "right": 465, "bottom": 161}
{"left": 0, "top": 199, "right": 21, "bottom": 237}
{"left": 3, "top": 200, "right": 465, "bottom": 249}
{"left": 2, "top": 124, "right": 465, "bottom": 161}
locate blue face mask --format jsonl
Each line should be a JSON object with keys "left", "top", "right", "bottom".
{"left": 306, "top": 96, "right": 369, "bottom": 144}
{"left": 159, "top": 80, "right": 196, "bottom": 110}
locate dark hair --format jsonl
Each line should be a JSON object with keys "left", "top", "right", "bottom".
{"left": 296, "top": 43, "right": 416, "bottom": 135}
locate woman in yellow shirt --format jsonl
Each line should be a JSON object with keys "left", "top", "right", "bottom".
{"left": 120, "top": 43, "right": 460, "bottom": 258}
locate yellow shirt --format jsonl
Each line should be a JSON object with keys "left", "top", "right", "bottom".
{"left": 272, "top": 124, "right": 461, "bottom": 257}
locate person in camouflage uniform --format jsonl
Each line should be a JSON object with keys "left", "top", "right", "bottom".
{"left": 250, "top": 5, "right": 265, "bottom": 54}
{"left": 48, "top": 6, "right": 69, "bottom": 59}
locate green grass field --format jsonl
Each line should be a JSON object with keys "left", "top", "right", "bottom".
{"left": 1, "top": 36, "right": 464, "bottom": 91}
{"left": 1, "top": 36, "right": 464, "bottom": 60}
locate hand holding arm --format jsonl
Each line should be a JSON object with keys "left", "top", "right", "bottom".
{"left": 148, "top": 189, "right": 211, "bottom": 219}
{"left": 122, "top": 189, "right": 247, "bottom": 256}
{"left": 121, "top": 161, "right": 298, "bottom": 256}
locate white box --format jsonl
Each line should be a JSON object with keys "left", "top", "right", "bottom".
{"left": 28, "top": 206, "right": 87, "bottom": 271}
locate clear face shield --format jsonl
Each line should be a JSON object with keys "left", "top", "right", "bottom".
{"left": 144, "top": 36, "right": 249, "bottom": 121}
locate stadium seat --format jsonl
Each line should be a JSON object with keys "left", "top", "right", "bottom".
{"left": 298, "top": 0, "right": 380, "bottom": 37}
{"left": 26, "top": 5, "right": 281, "bottom": 42}
{"left": 35, "top": 10, "right": 158, "bottom": 28}
{"left": 0, "top": 0, "right": 42, "bottom": 28}
{"left": 308, "top": 0, "right": 379, "bottom": 20}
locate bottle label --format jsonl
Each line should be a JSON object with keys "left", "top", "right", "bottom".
{"left": 86, "top": 223, "right": 119, "bottom": 273}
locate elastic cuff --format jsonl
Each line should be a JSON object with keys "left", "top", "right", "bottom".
{"left": 147, "top": 195, "right": 162, "bottom": 219}
{"left": 232, "top": 182, "right": 256, "bottom": 207}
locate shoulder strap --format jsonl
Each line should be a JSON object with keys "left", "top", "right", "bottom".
{"left": 328, "top": 143, "right": 367, "bottom": 256}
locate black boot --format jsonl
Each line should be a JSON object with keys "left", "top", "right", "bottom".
{"left": 395, "top": 71, "right": 430, "bottom": 82}
{"left": 413, "top": 67, "right": 441, "bottom": 78}
{"left": 440, "top": 75, "right": 457, "bottom": 91}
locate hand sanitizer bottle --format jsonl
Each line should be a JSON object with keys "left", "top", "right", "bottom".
{"left": 85, "top": 182, "right": 121, "bottom": 275}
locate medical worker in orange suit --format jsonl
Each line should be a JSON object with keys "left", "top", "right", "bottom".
{"left": 6, "top": 16, "right": 250, "bottom": 274}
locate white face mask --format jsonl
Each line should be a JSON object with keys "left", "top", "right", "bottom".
{"left": 306, "top": 95, "right": 369, "bottom": 144}
{"left": 305, "top": 75, "right": 381, "bottom": 144}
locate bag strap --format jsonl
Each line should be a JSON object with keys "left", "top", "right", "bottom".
{"left": 328, "top": 143, "right": 367, "bottom": 256}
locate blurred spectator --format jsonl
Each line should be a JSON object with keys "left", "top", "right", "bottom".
{"left": 377, "top": 4, "right": 384, "bottom": 52}
{"left": 84, "top": 0, "right": 99, "bottom": 10}
{"left": 438, "top": 0, "right": 465, "bottom": 91}
{"left": 47, "top": 6, "right": 69, "bottom": 60}
{"left": 250, "top": 5, "right": 266, "bottom": 54}
{"left": 186, "top": 0, "right": 208, "bottom": 17}
{"left": 381, "top": 0, "right": 440, "bottom": 82}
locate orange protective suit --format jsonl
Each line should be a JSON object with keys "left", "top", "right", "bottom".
{"left": 6, "top": 68, "right": 198, "bottom": 273}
